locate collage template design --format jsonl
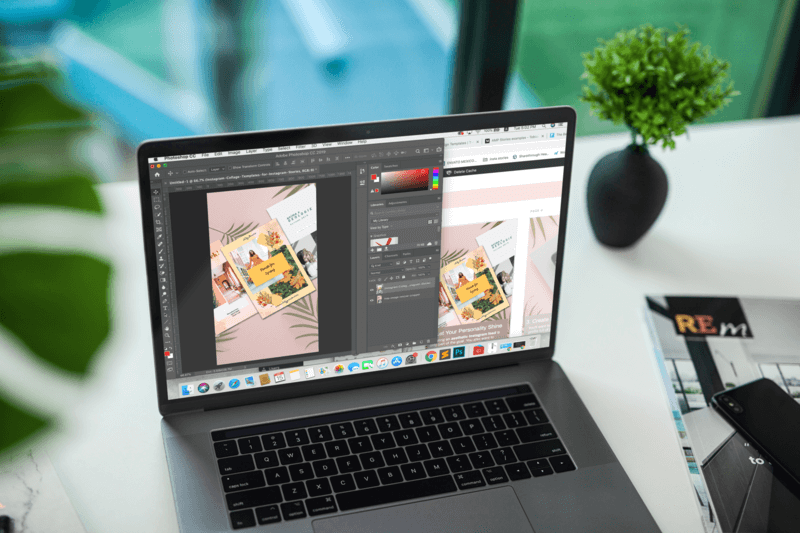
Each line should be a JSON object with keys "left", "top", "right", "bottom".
{"left": 440, "top": 245, "right": 510, "bottom": 324}
{"left": 222, "top": 219, "right": 315, "bottom": 319}
{"left": 211, "top": 240, "right": 257, "bottom": 335}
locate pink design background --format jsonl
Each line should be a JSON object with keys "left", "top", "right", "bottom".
{"left": 524, "top": 216, "right": 560, "bottom": 317}
{"left": 207, "top": 186, "right": 319, "bottom": 366}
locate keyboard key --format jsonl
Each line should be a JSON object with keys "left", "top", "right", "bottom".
{"left": 230, "top": 509, "right": 255, "bottom": 529}
{"left": 280, "top": 501, "right": 306, "bottom": 520}
{"left": 336, "top": 476, "right": 457, "bottom": 512}
{"left": 288, "top": 463, "right": 314, "bottom": 482}
{"left": 331, "top": 473, "right": 356, "bottom": 493}
{"left": 286, "top": 429, "right": 310, "bottom": 446}
{"left": 528, "top": 459, "right": 554, "bottom": 477}
{"left": 306, "top": 477, "right": 332, "bottom": 497}
{"left": 505, "top": 462, "right": 531, "bottom": 481}
{"left": 514, "top": 439, "right": 566, "bottom": 461}
{"left": 261, "top": 433, "right": 286, "bottom": 450}
{"left": 264, "top": 466, "right": 289, "bottom": 485}
{"left": 254, "top": 504, "right": 281, "bottom": 525}
{"left": 485, "top": 399, "right": 509, "bottom": 414}
{"left": 496, "top": 430, "right": 520, "bottom": 447}
{"left": 354, "top": 469, "right": 380, "bottom": 489}
{"left": 455, "top": 470, "right": 486, "bottom": 490}
{"left": 281, "top": 481, "right": 307, "bottom": 501}
{"left": 506, "top": 394, "right": 540, "bottom": 411}
{"left": 446, "top": 455, "right": 471, "bottom": 473}
{"left": 223, "top": 471, "right": 266, "bottom": 492}
{"left": 254, "top": 450, "right": 279, "bottom": 469}
{"left": 215, "top": 440, "right": 239, "bottom": 458}
{"left": 399, "top": 412, "right": 423, "bottom": 428}
{"left": 301, "top": 443, "right": 326, "bottom": 462}
{"left": 324, "top": 440, "right": 349, "bottom": 458}
{"left": 502, "top": 412, "right": 526, "bottom": 429}
{"left": 360, "top": 451, "right": 385, "bottom": 469}
{"left": 483, "top": 467, "right": 508, "bottom": 485}
{"left": 451, "top": 437, "right": 476, "bottom": 454}
{"left": 423, "top": 458, "right": 450, "bottom": 477}
{"left": 473, "top": 433, "right": 498, "bottom": 451}
{"left": 416, "top": 426, "right": 441, "bottom": 443}
{"left": 549, "top": 455, "right": 576, "bottom": 473}
{"left": 237, "top": 437, "right": 262, "bottom": 454}
{"left": 226, "top": 486, "right": 282, "bottom": 511}
{"left": 370, "top": 433, "right": 396, "bottom": 450}
{"left": 312, "top": 459, "right": 338, "bottom": 478}
{"left": 348, "top": 436, "right": 373, "bottom": 454}
{"left": 277, "top": 447, "right": 303, "bottom": 465}
{"left": 459, "top": 419, "right": 484, "bottom": 436}
{"left": 429, "top": 440, "right": 453, "bottom": 458}
{"left": 306, "top": 495, "right": 337, "bottom": 516}
{"left": 464, "top": 402, "right": 488, "bottom": 418}
{"left": 376, "top": 415, "right": 400, "bottom": 432}
{"left": 383, "top": 447, "right": 408, "bottom": 466}
{"left": 524, "top": 409, "right": 548, "bottom": 425}
{"left": 354, "top": 419, "right": 379, "bottom": 436}
{"left": 517, "top": 424, "right": 557, "bottom": 443}
{"left": 407, "top": 444, "right": 431, "bottom": 462}
{"left": 421, "top": 408, "right": 444, "bottom": 425}
{"left": 335, "top": 455, "right": 361, "bottom": 473}
{"left": 442, "top": 405, "right": 466, "bottom": 421}
{"left": 377, "top": 466, "right": 403, "bottom": 485}
{"left": 401, "top": 462, "right": 427, "bottom": 481}
{"left": 393, "top": 429, "right": 419, "bottom": 446}
{"left": 481, "top": 415, "right": 506, "bottom": 432}
{"left": 468, "top": 451, "right": 494, "bottom": 469}
{"left": 331, "top": 422, "right": 355, "bottom": 439}
{"left": 491, "top": 447, "right": 516, "bottom": 465}
{"left": 438, "top": 422, "right": 463, "bottom": 439}
{"left": 309, "top": 426, "right": 333, "bottom": 443}
{"left": 218, "top": 455, "right": 255, "bottom": 475}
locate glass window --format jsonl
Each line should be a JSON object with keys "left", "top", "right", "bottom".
{"left": 674, "top": 359, "right": 705, "bottom": 410}
{"left": 508, "top": 1, "right": 786, "bottom": 136}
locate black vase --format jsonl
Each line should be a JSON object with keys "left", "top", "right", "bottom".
{"left": 586, "top": 144, "right": 668, "bottom": 248}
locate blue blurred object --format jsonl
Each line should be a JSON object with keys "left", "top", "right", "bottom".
{"left": 0, "top": 0, "right": 71, "bottom": 24}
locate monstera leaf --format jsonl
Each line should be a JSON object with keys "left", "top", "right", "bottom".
{"left": 0, "top": 57, "right": 112, "bottom": 455}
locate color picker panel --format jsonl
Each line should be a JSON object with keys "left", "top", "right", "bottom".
{"left": 381, "top": 167, "right": 430, "bottom": 195}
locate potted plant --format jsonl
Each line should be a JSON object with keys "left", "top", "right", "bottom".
{"left": 581, "top": 25, "right": 738, "bottom": 247}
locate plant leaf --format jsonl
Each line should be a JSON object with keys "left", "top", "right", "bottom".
{"left": 0, "top": 174, "right": 103, "bottom": 213}
{"left": 305, "top": 339, "right": 319, "bottom": 349}
{"left": 289, "top": 324, "right": 318, "bottom": 329}
{"left": 0, "top": 83, "right": 88, "bottom": 131}
{"left": 272, "top": 185, "right": 293, "bottom": 198}
{"left": 294, "top": 333, "right": 319, "bottom": 339}
{"left": 537, "top": 218, "right": 546, "bottom": 240}
{"left": 0, "top": 252, "right": 111, "bottom": 375}
{"left": 0, "top": 392, "right": 49, "bottom": 452}
{"left": 285, "top": 184, "right": 306, "bottom": 198}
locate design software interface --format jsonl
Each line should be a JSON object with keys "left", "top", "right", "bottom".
{"left": 147, "top": 124, "right": 568, "bottom": 399}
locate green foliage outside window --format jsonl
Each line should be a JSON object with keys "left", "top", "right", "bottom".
{"left": 580, "top": 25, "right": 739, "bottom": 149}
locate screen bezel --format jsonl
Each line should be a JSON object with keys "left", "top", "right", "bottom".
{"left": 137, "top": 107, "right": 576, "bottom": 416}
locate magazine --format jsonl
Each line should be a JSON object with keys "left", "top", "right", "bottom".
{"left": 644, "top": 295, "right": 800, "bottom": 533}
{"left": 222, "top": 220, "right": 316, "bottom": 319}
{"left": 440, "top": 246, "right": 509, "bottom": 323}
{"left": 210, "top": 240, "right": 257, "bottom": 335}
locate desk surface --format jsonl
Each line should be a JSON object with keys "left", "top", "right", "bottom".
{"left": 26, "top": 116, "right": 800, "bottom": 532}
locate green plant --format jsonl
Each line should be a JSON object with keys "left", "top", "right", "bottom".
{"left": 0, "top": 53, "right": 111, "bottom": 455}
{"left": 581, "top": 24, "right": 738, "bottom": 149}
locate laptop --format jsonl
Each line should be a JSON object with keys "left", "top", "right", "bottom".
{"left": 137, "top": 107, "right": 660, "bottom": 532}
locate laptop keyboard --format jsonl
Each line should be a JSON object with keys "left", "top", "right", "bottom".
{"left": 211, "top": 384, "right": 575, "bottom": 529}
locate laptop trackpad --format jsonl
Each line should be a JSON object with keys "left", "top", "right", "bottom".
{"left": 312, "top": 486, "right": 535, "bottom": 533}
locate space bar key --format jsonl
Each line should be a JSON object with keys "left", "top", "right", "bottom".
{"left": 336, "top": 476, "right": 458, "bottom": 511}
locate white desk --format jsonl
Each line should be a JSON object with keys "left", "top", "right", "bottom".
{"left": 29, "top": 116, "right": 800, "bottom": 532}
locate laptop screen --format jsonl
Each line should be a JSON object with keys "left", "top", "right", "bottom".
{"left": 145, "top": 122, "right": 568, "bottom": 400}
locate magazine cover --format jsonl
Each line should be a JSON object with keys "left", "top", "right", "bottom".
{"left": 222, "top": 220, "right": 315, "bottom": 319}
{"left": 210, "top": 240, "right": 257, "bottom": 334}
{"left": 645, "top": 296, "right": 800, "bottom": 533}
{"left": 440, "top": 246, "right": 509, "bottom": 323}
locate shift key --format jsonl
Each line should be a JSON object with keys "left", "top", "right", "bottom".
{"left": 514, "top": 439, "right": 566, "bottom": 461}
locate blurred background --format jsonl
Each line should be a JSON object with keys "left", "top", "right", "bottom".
{"left": 1, "top": 0, "right": 798, "bottom": 182}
